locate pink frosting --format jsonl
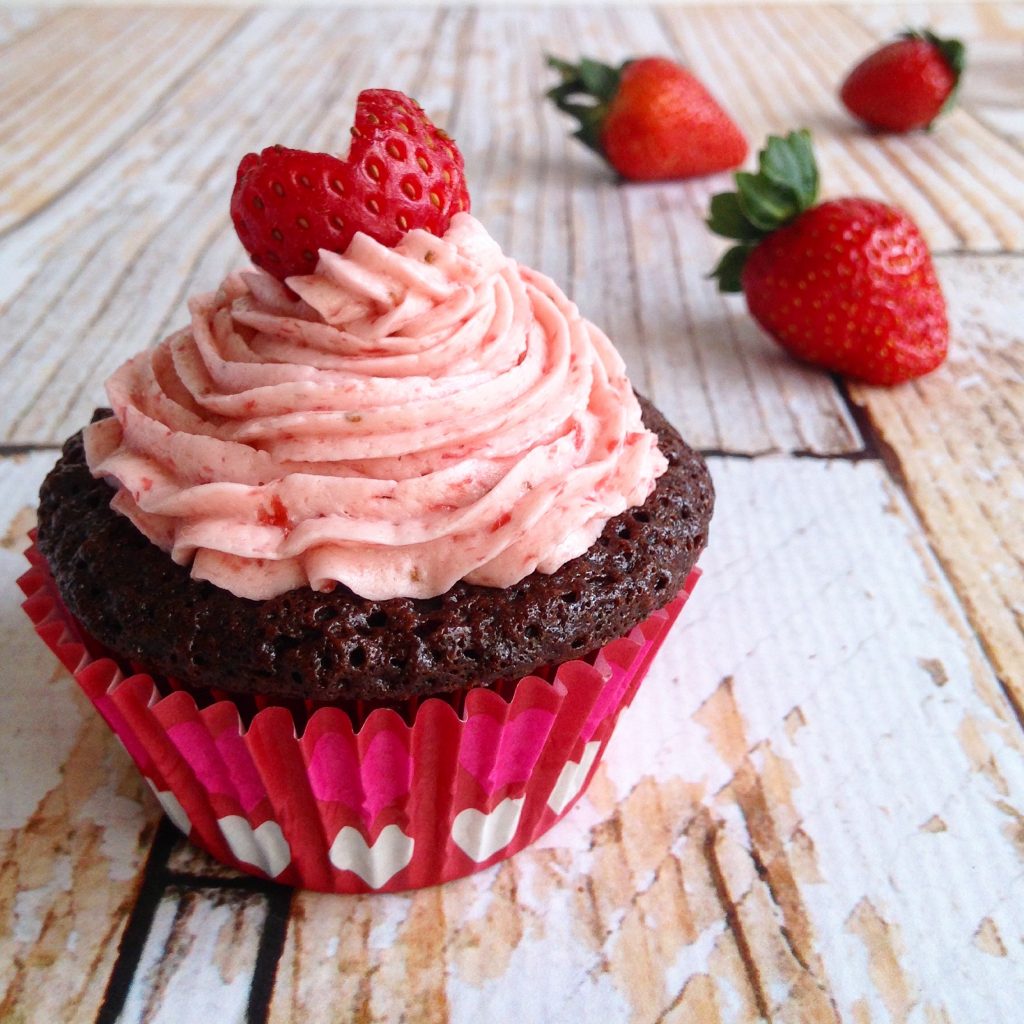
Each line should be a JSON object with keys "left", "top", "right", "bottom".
{"left": 84, "top": 214, "right": 668, "bottom": 601}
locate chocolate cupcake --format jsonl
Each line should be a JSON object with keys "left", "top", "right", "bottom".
{"left": 23, "top": 89, "right": 712, "bottom": 893}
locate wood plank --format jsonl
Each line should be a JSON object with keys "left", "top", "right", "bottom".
{"left": 0, "top": 8, "right": 245, "bottom": 235}
{"left": 0, "top": 7, "right": 56, "bottom": 48}
{"left": 117, "top": 885, "right": 271, "bottom": 1024}
{"left": 1, "top": 7, "right": 1021, "bottom": 1020}
{"left": 0, "top": 5, "right": 863, "bottom": 456}
{"left": 0, "top": 453, "right": 161, "bottom": 1023}
{"left": 848, "top": 254, "right": 1024, "bottom": 716}
{"left": 165, "top": 835, "right": 250, "bottom": 883}
{"left": 267, "top": 455, "right": 1024, "bottom": 1022}
{"left": 7, "top": 449, "right": 1020, "bottom": 1019}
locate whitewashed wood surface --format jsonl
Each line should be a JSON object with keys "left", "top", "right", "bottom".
{"left": 1, "top": 4, "right": 1022, "bottom": 1022}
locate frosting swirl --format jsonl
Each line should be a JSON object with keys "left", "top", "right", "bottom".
{"left": 85, "top": 214, "right": 667, "bottom": 601}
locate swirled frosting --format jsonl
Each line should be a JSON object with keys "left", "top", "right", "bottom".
{"left": 84, "top": 214, "right": 667, "bottom": 601}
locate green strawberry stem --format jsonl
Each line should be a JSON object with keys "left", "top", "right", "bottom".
{"left": 707, "top": 129, "right": 819, "bottom": 292}
{"left": 545, "top": 55, "right": 626, "bottom": 154}
{"left": 907, "top": 28, "right": 966, "bottom": 119}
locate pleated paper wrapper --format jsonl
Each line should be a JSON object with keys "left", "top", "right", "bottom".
{"left": 20, "top": 539, "right": 699, "bottom": 893}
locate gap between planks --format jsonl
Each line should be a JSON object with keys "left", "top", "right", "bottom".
{"left": 94, "top": 818, "right": 294, "bottom": 1024}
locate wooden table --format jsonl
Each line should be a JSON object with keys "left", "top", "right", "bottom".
{"left": 2, "top": 4, "right": 1023, "bottom": 1021}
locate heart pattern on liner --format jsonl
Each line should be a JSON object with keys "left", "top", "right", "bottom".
{"left": 451, "top": 797, "right": 526, "bottom": 862}
{"left": 218, "top": 816, "right": 291, "bottom": 878}
{"left": 546, "top": 740, "right": 602, "bottom": 815}
{"left": 146, "top": 780, "right": 192, "bottom": 836}
{"left": 329, "top": 824, "right": 416, "bottom": 887}
{"left": 308, "top": 730, "right": 411, "bottom": 821}
{"left": 20, "top": 546, "right": 696, "bottom": 893}
{"left": 458, "top": 708, "right": 556, "bottom": 794}
{"left": 168, "top": 720, "right": 266, "bottom": 814}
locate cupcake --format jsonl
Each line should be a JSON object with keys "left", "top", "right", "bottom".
{"left": 22, "top": 89, "right": 713, "bottom": 893}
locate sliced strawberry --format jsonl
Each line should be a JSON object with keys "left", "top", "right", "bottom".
{"left": 231, "top": 89, "right": 470, "bottom": 279}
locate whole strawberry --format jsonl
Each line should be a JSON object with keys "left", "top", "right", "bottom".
{"left": 231, "top": 89, "right": 469, "bottom": 279}
{"left": 840, "top": 29, "right": 965, "bottom": 132}
{"left": 546, "top": 55, "right": 747, "bottom": 181}
{"left": 708, "top": 131, "right": 948, "bottom": 385}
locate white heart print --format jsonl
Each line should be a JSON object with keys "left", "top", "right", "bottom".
{"left": 329, "top": 824, "right": 415, "bottom": 888}
{"left": 451, "top": 797, "right": 526, "bottom": 862}
{"left": 217, "top": 816, "right": 291, "bottom": 878}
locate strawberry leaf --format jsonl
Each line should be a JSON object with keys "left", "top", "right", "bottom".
{"left": 926, "top": 32, "right": 966, "bottom": 78}
{"left": 576, "top": 57, "right": 622, "bottom": 103}
{"left": 709, "top": 244, "right": 749, "bottom": 294}
{"left": 706, "top": 129, "right": 822, "bottom": 294}
{"left": 759, "top": 130, "right": 818, "bottom": 211}
{"left": 545, "top": 54, "right": 623, "bottom": 155}
{"left": 707, "top": 192, "right": 763, "bottom": 241}
{"left": 547, "top": 55, "right": 580, "bottom": 80}
{"left": 736, "top": 172, "right": 800, "bottom": 232}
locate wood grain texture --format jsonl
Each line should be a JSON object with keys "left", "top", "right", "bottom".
{"left": 165, "top": 835, "right": 252, "bottom": 883}
{"left": 118, "top": 885, "right": 270, "bottom": 1024}
{"left": 849, "top": 254, "right": 1024, "bottom": 717}
{"left": 0, "top": 7, "right": 55, "bottom": 48}
{"left": 6, "top": 452, "right": 1023, "bottom": 1020}
{"left": 0, "top": 453, "right": 160, "bottom": 1024}
{"left": 0, "top": 8, "right": 245, "bottom": 235}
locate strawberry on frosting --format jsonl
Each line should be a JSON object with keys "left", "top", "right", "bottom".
{"left": 85, "top": 214, "right": 667, "bottom": 601}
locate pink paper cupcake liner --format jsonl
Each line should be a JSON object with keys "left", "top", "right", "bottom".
{"left": 20, "top": 538, "right": 699, "bottom": 893}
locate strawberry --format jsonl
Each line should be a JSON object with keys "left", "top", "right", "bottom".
{"left": 546, "top": 55, "right": 747, "bottom": 181}
{"left": 840, "top": 29, "right": 965, "bottom": 133}
{"left": 708, "top": 131, "right": 948, "bottom": 386}
{"left": 231, "top": 89, "right": 469, "bottom": 279}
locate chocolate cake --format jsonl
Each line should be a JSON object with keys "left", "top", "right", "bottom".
{"left": 37, "top": 397, "right": 712, "bottom": 702}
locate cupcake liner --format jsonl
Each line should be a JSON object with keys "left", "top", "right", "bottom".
{"left": 20, "top": 538, "right": 699, "bottom": 893}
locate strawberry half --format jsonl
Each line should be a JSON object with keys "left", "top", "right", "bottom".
{"left": 231, "top": 89, "right": 470, "bottom": 279}
{"left": 707, "top": 131, "right": 948, "bottom": 386}
{"left": 546, "top": 55, "right": 747, "bottom": 182}
{"left": 840, "top": 29, "right": 965, "bottom": 133}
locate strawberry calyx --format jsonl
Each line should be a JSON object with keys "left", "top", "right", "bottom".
{"left": 545, "top": 55, "right": 626, "bottom": 155}
{"left": 707, "top": 129, "right": 819, "bottom": 292}
{"left": 905, "top": 28, "right": 966, "bottom": 118}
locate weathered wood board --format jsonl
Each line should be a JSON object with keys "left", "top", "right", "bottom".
{"left": 117, "top": 884, "right": 273, "bottom": 1024}
{"left": 11, "top": 3, "right": 1020, "bottom": 455}
{"left": 0, "top": 454, "right": 158, "bottom": 1024}
{"left": 850, "top": 255, "right": 1024, "bottom": 720}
